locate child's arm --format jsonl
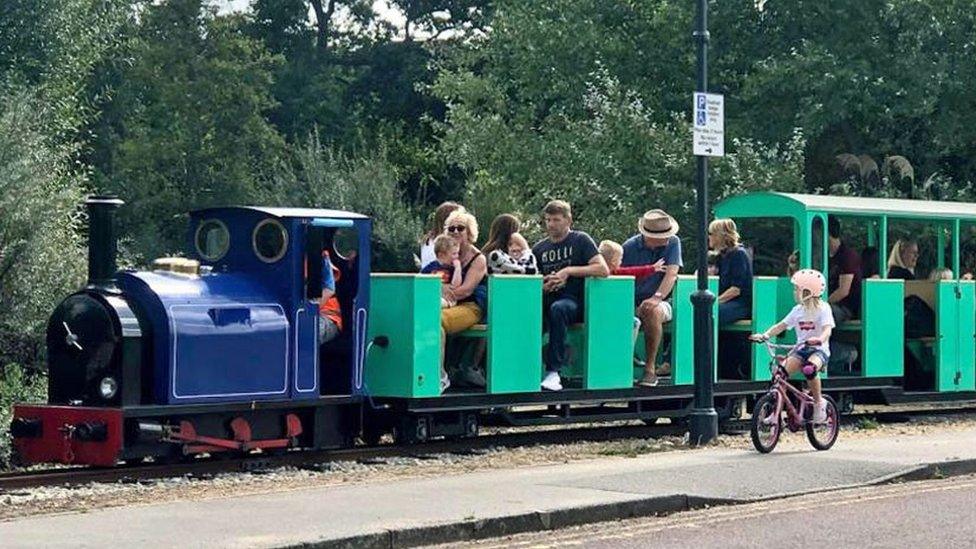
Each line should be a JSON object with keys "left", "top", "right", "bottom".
{"left": 613, "top": 265, "right": 657, "bottom": 279}
{"left": 450, "top": 260, "right": 463, "bottom": 288}
{"left": 751, "top": 321, "right": 787, "bottom": 341}
{"left": 613, "top": 258, "right": 666, "bottom": 279}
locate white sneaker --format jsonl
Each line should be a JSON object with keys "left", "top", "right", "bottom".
{"left": 440, "top": 372, "right": 451, "bottom": 393}
{"left": 541, "top": 371, "right": 563, "bottom": 391}
{"left": 813, "top": 400, "right": 827, "bottom": 423}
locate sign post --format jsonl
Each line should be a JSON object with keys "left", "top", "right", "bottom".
{"left": 689, "top": 0, "right": 719, "bottom": 447}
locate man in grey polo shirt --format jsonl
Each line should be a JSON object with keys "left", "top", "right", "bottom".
{"left": 621, "top": 209, "right": 683, "bottom": 387}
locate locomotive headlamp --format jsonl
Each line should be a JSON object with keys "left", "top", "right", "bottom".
{"left": 98, "top": 376, "right": 118, "bottom": 399}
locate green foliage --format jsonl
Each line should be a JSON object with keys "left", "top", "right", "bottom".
{"left": 855, "top": 417, "right": 881, "bottom": 431}
{"left": 0, "top": 0, "right": 128, "bottom": 140}
{"left": 432, "top": 8, "right": 805, "bottom": 266}
{"left": 0, "top": 89, "right": 87, "bottom": 353}
{"left": 287, "top": 133, "right": 425, "bottom": 271}
{"left": 715, "top": 0, "right": 976, "bottom": 188}
{"left": 0, "top": 366, "right": 46, "bottom": 469}
{"left": 0, "top": 89, "right": 85, "bottom": 469}
{"left": 93, "top": 0, "right": 289, "bottom": 261}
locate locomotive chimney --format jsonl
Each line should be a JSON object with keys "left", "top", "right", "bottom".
{"left": 85, "top": 195, "right": 125, "bottom": 290}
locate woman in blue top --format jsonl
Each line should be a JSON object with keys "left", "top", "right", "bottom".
{"left": 709, "top": 218, "right": 753, "bottom": 325}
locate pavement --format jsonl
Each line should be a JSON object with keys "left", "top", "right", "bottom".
{"left": 4, "top": 427, "right": 976, "bottom": 549}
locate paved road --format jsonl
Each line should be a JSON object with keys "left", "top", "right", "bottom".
{"left": 450, "top": 474, "right": 976, "bottom": 549}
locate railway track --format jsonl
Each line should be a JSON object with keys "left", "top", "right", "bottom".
{"left": 3, "top": 405, "right": 974, "bottom": 492}
{"left": 0, "top": 421, "right": 687, "bottom": 491}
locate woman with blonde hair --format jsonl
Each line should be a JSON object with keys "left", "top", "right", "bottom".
{"left": 419, "top": 201, "right": 465, "bottom": 269}
{"left": 708, "top": 218, "right": 753, "bottom": 325}
{"left": 438, "top": 210, "right": 488, "bottom": 392}
{"left": 887, "top": 239, "right": 918, "bottom": 280}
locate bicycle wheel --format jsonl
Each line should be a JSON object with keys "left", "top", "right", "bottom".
{"left": 806, "top": 395, "right": 839, "bottom": 450}
{"left": 750, "top": 392, "right": 781, "bottom": 453}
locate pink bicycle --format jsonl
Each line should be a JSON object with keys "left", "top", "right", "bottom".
{"left": 749, "top": 340, "right": 840, "bottom": 453}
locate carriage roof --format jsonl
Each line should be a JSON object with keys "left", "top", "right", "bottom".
{"left": 715, "top": 192, "right": 976, "bottom": 222}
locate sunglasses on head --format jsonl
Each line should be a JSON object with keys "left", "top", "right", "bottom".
{"left": 446, "top": 225, "right": 467, "bottom": 233}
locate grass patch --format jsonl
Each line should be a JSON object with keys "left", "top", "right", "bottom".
{"left": 597, "top": 440, "right": 672, "bottom": 458}
{"left": 855, "top": 417, "right": 881, "bottom": 431}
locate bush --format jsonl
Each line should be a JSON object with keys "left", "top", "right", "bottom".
{"left": 286, "top": 133, "right": 425, "bottom": 271}
{"left": 0, "top": 89, "right": 87, "bottom": 361}
{"left": 438, "top": 64, "right": 806, "bottom": 267}
{"left": 0, "top": 366, "right": 46, "bottom": 469}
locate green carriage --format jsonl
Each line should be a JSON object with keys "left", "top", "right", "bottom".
{"left": 715, "top": 192, "right": 976, "bottom": 394}
{"left": 360, "top": 192, "right": 976, "bottom": 444}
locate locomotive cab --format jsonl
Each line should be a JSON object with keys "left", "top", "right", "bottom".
{"left": 185, "top": 207, "right": 373, "bottom": 401}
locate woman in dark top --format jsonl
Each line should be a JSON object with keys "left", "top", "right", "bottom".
{"left": 708, "top": 218, "right": 753, "bottom": 325}
{"left": 887, "top": 239, "right": 918, "bottom": 280}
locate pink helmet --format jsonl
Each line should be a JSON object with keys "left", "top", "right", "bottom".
{"left": 791, "top": 268, "right": 826, "bottom": 299}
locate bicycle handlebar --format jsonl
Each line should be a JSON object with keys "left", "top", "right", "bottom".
{"left": 753, "top": 339, "right": 811, "bottom": 358}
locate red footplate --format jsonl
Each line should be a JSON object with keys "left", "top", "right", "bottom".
{"left": 12, "top": 405, "right": 123, "bottom": 467}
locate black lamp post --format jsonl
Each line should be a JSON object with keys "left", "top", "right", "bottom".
{"left": 688, "top": 0, "right": 719, "bottom": 446}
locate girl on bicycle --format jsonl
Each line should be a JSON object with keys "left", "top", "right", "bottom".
{"left": 750, "top": 269, "right": 834, "bottom": 423}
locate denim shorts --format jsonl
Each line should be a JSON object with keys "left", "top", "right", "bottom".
{"left": 789, "top": 346, "right": 829, "bottom": 370}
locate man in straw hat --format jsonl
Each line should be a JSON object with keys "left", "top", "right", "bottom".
{"left": 622, "top": 209, "right": 683, "bottom": 387}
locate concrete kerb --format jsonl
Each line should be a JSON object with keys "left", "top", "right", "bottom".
{"left": 889, "top": 458, "right": 976, "bottom": 483}
{"left": 287, "top": 494, "right": 737, "bottom": 549}
{"left": 284, "top": 457, "right": 976, "bottom": 549}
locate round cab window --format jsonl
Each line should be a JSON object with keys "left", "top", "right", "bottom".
{"left": 253, "top": 219, "right": 288, "bottom": 263}
{"left": 332, "top": 228, "right": 359, "bottom": 262}
{"left": 194, "top": 219, "right": 230, "bottom": 262}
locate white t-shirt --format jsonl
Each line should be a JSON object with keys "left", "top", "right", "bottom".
{"left": 781, "top": 301, "right": 835, "bottom": 356}
{"left": 419, "top": 238, "right": 436, "bottom": 271}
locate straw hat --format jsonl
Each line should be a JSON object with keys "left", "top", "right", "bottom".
{"left": 638, "top": 209, "right": 679, "bottom": 239}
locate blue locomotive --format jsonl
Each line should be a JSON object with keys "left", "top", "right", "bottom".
{"left": 12, "top": 198, "right": 372, "bottom": 465}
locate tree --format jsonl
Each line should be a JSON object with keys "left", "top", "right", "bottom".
{"left": 712, "top": 0, "right": 976, "bottom": 188}
{"left": 0, "top": 90, "right": 87, "bottom": 364}
{"left": 93, "top": 0, "right": 289, "bottom": 260}
{"left": 0, "top": 0, "right": 128, "bottom": 140}
{"left": 286, "top": 132, "right": 424, "bottom": 271}
{"left": 431, "top": 0, "right": 804, "bottom": 267}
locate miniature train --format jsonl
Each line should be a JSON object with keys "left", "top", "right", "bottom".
{"left": 10, "top": 193, "right": 976, "bottom": 466}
